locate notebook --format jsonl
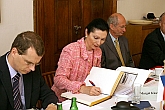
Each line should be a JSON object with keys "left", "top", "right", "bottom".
{"left": 61, "top": 67, "right": 124, "bottom": 106}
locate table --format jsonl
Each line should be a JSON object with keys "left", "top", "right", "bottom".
{"left": 62, "top": 74, "right": 161, "bottom": 110}
{"left": 62, "top": 96, "right": 160, "bottom": 110}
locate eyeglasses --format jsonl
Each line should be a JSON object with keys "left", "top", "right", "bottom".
{"left": 117, "top": 25, "right": 126, "bottom": 29}
{"left": 20, "top": 55, "right": 40, "bottom": 67}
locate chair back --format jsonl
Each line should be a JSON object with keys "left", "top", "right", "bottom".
{"left": 42, "top": 71, "right": 56, "bottom": 88}
{"left": 36, "top": 71, "right": 56, "bottom": 108}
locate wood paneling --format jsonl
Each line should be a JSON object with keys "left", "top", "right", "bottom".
{"left": 34, "top": 0, "right": 117, "bottom": 72}
{"left": 124, "top": 24, "right": 160, "bottom": 67}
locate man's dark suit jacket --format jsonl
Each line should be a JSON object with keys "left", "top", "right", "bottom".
{"left": 100, "top": 34, "right": 134, "bottom": 70}
{"left": 0, "top": 53, "right": 58, "bottom": 110}
{"left": 139, "top": 28, "right": 165, "bottom": 69}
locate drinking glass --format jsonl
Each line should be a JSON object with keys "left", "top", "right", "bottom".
{"left": 132, "top": 83, "right": 141, "bottom": 104}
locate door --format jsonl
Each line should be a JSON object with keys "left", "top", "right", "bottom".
{"left": 34, "top": 0, "right": 117, "bottom": 72}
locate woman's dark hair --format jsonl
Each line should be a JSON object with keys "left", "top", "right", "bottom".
{"left": 10, "top": 31, "right": 45, "bottom": 56}
{"left": 85, "top": 18, "right": 109, "bottom": 35}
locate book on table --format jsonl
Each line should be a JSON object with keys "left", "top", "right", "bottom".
{"left": 61, "top": 66, "right": 124, "bottom": 106}
{"left": 61, "top": 66, "right": 151, "bottom": 106}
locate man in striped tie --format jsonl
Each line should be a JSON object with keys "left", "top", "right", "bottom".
{"left": 12, "top": 73, "right": 22, "bottom": 109}
{"left": 0, "top": 31, "right": 58, "bottom": 110}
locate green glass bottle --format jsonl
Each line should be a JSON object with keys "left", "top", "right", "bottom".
{"left": 57, "top": 103, "right": 63, "bottom": 110}
{"left": 70, "top": 97, "right": 78, "bottom": 110}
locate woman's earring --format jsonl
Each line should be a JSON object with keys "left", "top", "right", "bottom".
{"left": 85, "top": 36, "right": 87, "bottom": 38}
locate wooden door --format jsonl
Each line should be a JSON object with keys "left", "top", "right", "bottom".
{"left": 34, "top": 0, "right": 117, "bottom": 72}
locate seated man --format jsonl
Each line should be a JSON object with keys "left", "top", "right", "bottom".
{"left": 0, "top": 31, "right": 58, "bottom": 110}
{"left": 100, "top": 13, "right": 134, "bottom": 70}
{"left": 139, "top": 12, "right": 165, "bottom": 69}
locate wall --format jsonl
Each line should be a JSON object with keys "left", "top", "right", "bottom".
{"left": 117, "top": 0, "right": 165, "bottom": 21}
{"left": 0, "top": 0, "right": 33, "bottom": 55}
{"left": 0, "top": 0, "right": 164, "bottom": 55}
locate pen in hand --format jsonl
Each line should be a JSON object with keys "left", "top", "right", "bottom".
{"left": 89, "top": 80, "right": 103, "bottom": 95}
{"left": 89, "top": 80, "right": 108, "bottom": 95}
{"left": 89, "top": 80, "right": 96, "bottom": 86}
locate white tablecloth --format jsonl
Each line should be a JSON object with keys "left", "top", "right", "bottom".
{"left": 62, "top": 96, "right": 160, "bottom": 110}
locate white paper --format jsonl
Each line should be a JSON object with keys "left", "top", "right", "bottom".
{"left": 85, "top": 67, "right": 122, "bottom": 95}
{"left": 62, "top": 100, "right": 104, "bottom": 110}
{"left": 141, "top": 86, "right": 158, "bottom": 101}
{"left": 61, "top": 92, "right": 110, "bottom": 106}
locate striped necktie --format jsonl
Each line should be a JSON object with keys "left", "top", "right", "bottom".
{"left": 114, "top": 39, "right": 125, "bottom": 66}
{"left": 12, "top": 73, "right": 22, "bottom": 109}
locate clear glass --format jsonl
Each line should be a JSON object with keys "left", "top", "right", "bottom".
{"left": 132, "top": 83, "right": 141, "bottom": 104}
{"left": 154, "top": 68, "right": 163, "bottom": 76}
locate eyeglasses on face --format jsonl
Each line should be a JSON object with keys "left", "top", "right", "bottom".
{"left": 20, "top": 55, "right": 40, "bottom": 67}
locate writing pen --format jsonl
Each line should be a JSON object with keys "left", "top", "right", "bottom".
{"left": 89, "top": 80, "right": 109, "bottom": 95}
{"left": 89, "top": 80, "right": 95, "bottom": 86}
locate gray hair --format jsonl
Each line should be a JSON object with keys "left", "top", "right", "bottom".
{"left": 107, "top": 15, "right": 118, "bottom": 26}
{"left": 107, "top": 13, "right": 123, "bottom": 26}
{"left": 159, "top": 12, "right": 165, "bottom": 22}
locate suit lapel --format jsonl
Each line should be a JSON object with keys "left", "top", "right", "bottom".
{"left": 23, "top": 73, "right": 32, "bottom": 108}
{"left": 105, "top": 34, "right": 120, "bottom": 59}
{"left": 0, "top": 54, "right": 14, "bottom": 108}
{"left": 0, "top": 70, "right": 14, "bottom": 108}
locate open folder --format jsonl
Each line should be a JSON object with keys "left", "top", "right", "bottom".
{"left": 61, "top": 67, "right": 124, "bottom": 106}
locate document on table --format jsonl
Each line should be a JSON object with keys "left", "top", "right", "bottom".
{"left": 116, "top": 66, "right": 151, "bottom": 85}
{"left": 114, "top": 72, "right": 137, "bottom": 95}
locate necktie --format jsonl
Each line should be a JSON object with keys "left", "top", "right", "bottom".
{"left": 114, "top": 39, "right": 125, "bottom": 66}
{"left": 12, "top": 73, "right": 22, "bottom": 109}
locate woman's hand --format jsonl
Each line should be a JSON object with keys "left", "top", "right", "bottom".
{"left": 79, "top": 85, "right": 101, "bottom": 96}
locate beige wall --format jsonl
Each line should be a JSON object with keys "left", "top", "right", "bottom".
{"left": 117, "top": 0, "right": 165, "bottom": 21}
{"left": 0, "top": 0, "right": 33, "bottom": 55}
{"left": 0, "top": 0, "right": 165, "bottom": 55}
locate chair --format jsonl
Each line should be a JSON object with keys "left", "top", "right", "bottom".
{"left": 132, "top": 54, "right": 141, "bottom": 67}
{"left": 42, "top": 71, "right": 56, "bottom": 88}
{"left": 36, "top": 71, "right": 56, "bottom": 108}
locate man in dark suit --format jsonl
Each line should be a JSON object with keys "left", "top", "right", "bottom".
{"left": 139, "top": 12, "right": 165, "bottom": 69}
{"left": 100, "top": 13, "right": 134, "bottom": 70}
{"left": 0, "top": 31, "right": 58, "bottom": 110}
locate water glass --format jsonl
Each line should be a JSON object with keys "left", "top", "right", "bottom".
{"left": 154, "top": 68, "right": 163, "bottom": 76}
{"left": 132, "top": 83, "right": 141, "bottom": 104}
